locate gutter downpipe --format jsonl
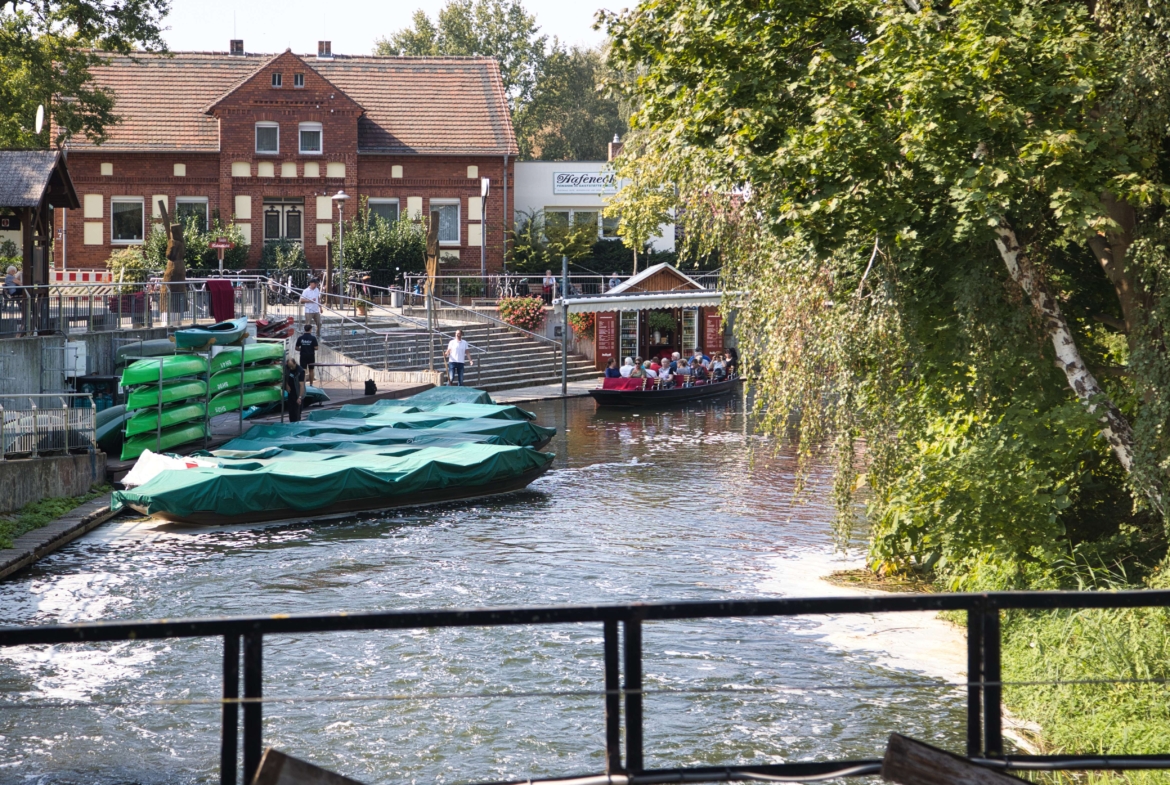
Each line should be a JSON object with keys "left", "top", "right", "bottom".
{"left": 503, "top": 154, "right": 509, "bottom": 277}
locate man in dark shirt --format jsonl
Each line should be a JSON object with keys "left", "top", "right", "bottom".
{"left": 294, "top": 324, "right": 319, "bottom": 385}
{"left": 284, "top": 358, "right": 305, "bottom": 422}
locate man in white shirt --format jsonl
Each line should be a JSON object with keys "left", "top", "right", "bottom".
{"left": 443, "top": 329, "right": 473, "bottom": 386}
{"left": 619, "top": 357, "right": 634, "bottom": 378}
{"left": 300, "top": 279, "right": 322, "bottom": 335}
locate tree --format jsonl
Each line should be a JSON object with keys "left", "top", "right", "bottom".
{"left": 515, "top": 45, "right": 626, "bottom": 160}
{"left": 602, "top": 0, "right": 1170, "bottom": 584}
{"left": 375, "top": 0, "right": 546, "bottom": 112}
{"left": 603, "top": 140, "right": 673, "bottom": 274}
{"left": 0, "top": 0, "right": 170, "bottom": 148}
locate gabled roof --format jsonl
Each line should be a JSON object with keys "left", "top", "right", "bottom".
{"left": 203, "top": 50, "right": 362, "bottom": 115}
{"left": 0, "top": 150, "right": 79, "bottom": 210}
{"left": 62, "top": 52, "right": 518, "bottom": 156}
{"left": 607, "top": 263, "right": 705, "bottom": 294}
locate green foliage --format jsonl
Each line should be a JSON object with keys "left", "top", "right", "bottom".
{"left": 496, "top": 295, "right": 545, "bottom": 331}
{"left": 508, "top": 209, "right": 597, "bottom": 273}
{"left": 0, "top": 484, "right": 109, "bottom": 549}
{"left": 261, "top": 240, "right": 307, "bottom": 275}
{"left": 0, "top": 1, "right": 169, "bottom": 147}
{"left": 143, "top": 216, "right": 249, "bottom": 274}
{"left": 339, "top": 198, "right": 427, "bottom": 280}
{"left": 105, "top": 247, "right": 149, "bottom": 292}
{"left": 0, "top": 239, "right": 16, "bottom": 259}
{"left": 376, "top": 0, "right": 626, "bottom": 160}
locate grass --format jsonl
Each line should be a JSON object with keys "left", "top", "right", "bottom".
{"left": 0, "top": 485, "right": 111, "bottom": 549}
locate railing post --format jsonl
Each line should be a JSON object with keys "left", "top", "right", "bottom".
{"left": 983, "top": 607, "right": 1003, "bottom": 758}
{"left": 604, "top": 619, "right": 623, "bottom": 774}
{"left": 623, "top": 618, "right": 643, "bottom": 774}
{"left": 966, "top": 605, "right": 984, "bottom": 757}
{"left": 221, "top": 634, "right": 240, "bottom": 785}
{"left": 242, "top": 631, "right": 263, "bottom": 782}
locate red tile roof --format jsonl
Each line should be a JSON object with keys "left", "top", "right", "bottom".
{"left": 65, "top": 51, "right": 518, "bottom": 156}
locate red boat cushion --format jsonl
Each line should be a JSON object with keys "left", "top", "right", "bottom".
{"left": 602, "top": 377, "right": 647, "bottom": 391}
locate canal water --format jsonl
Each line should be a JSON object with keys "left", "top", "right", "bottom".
{"left": 0, "top": 397, "right": 965, "bottom": 784}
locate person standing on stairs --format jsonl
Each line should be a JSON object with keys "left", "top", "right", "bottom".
{"left": 300, "top": 278, "right": 322, "bottom": 335}
{"left": 444, "top": 329, "right": 473, "bottom": 386}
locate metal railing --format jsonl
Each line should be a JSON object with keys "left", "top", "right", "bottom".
{"left": 4, "top": 591, "right": 1170, "bottom": 784}
{"left": 0, "top": 279, "right": 267, "bottom": 338}
{"left": 0, "top": 393, "right": 95, "bottom": 459}
{"left": 400, "top": 273, "right": 723, "bottom": 306}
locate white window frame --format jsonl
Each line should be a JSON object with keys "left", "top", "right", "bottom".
{"left": 110, "top": 197, "right": 145, "bottom": 245}
{"left": 294, "top": 73, "right": 305, "bottom": 88}
{"left": 271, "top": 72, "right": 282, "bottom": 88}
{"left": 175, "top": 197, "right": 210, "bottom": 230}
{"left": 298, "top": 122, "right": 323, "bottom": 155}
{"left": 255, "top": 122, "right": 279, "bottom": 155}
{"left": 430, "top": 199, "right": 460, "bottom": 246}
{"left": 368, "top": 198, "right": 400, "bottom": 224}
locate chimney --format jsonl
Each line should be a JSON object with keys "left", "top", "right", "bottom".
{"left": 317, "top": 40, "right": 333, "bottom": 59}
{"left": 608, "top": 134, "right": 623, "bottom": 162}
{"left": 229, "top": 39, "right": 244, "bottom": 56}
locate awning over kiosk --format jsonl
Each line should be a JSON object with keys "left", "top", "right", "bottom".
{"left": 557, "top": 289, "right": 728, "bottom": 313}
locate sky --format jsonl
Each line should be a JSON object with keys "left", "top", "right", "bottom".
{"left": 161, "top": 0, "right": 613, "bottom": 55}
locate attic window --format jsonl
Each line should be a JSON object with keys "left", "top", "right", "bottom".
{"left": 271, "top": 72, "right": 283, "bottom": 88}
{"left": 294, "top": 73, "right": 305, "bottom": 88}
{"left": 255, "top": 122, "right": 279, "bottom": 154}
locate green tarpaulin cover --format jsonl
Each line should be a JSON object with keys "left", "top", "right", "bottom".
{"left": 399, "top": 387, "right": 495, "bottom": 406}
{"left": 309, "top": 402, "right": 535, "bottom": 423}
{"left": 215, "top": 418, "right": 555, "bottom": 453}
{"left": 111, "top": 443, "right": 554, "bottom": 520}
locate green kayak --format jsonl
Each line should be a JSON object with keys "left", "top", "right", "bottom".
{"left": 208, "top": 385, "right": 282, "bottom": 417}
{"left": 120, "top": 354, "right": 209, "bottom": 387}
{"left": 125, "top": 401, "right": 206, "bottom": 438}
{"left": 126, "top": 379, "right": 208, "bottom": 412}
{"left": 175, "top": 317, "right": 248, "bottom": 350}
{"left": 209, "top": 365, "right": 282, "bottom": 394}
{"left": 115, "top": 339, "right": 175, "bottom": 366}
{"left": 121, "top": 421, "right": 207, "bottom": 461}
{"left": 209, "top": 342, "right": 285, "bottom": 373}
{"left": 96, "top": 408, "right": 134, "bottom": 455}
{"left": 96, "top": 404, "right": 128, "bottom": 429}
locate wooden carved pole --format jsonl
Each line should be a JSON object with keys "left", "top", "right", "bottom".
{"left": 426, "top": 210, "right": 439, "bottom": 372}
{"left": 159, "top": 200, "right": 187, "bottom": 316}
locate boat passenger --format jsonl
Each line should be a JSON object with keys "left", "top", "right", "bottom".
{"left": 691, "top": 358, "right": 709, "bottom": 381}
{"left": 649, "top": 358, "right": 662, "bottom": 376}
{"left": 620, "top": 357, "right": 635, "bottom": 378}
{"left": 711, "top": 353, "right": 727, "bottom": 381}
{"left": 693, "top": 348, "right": 710, "bottom": 366}
{"left": 604, "top": 358, "right": 622, "bottom": 378}
{"left": 629, "top": 357, "right": 645, "bottom": 378}
{"left": 284, "top": 358, "right": 305, "bottom": 422}
{"left": 725, "top": 346, "right": 739, "bottom": 376}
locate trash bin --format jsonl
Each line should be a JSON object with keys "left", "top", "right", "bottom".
{"left": 391, "top": 288, "right": 404, "bottom": 307}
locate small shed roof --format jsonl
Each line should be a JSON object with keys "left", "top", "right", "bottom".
{"left": 607, "top": 263, "right": 705, "bottom": 294}
{"left": 0, "top": 149, "right": 79, "bottom": 210}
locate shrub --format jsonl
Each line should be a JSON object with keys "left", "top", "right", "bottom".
{"left": 144, "top": 215, "right": 250, "bottom": 273}
{"left": 261, "top": 239, "right": 308, "bottom": 274}
{"left": 568, "top": 311, "right": 595, "bottom": 339}
{"left": 340, "top": 198, "right": 426, "bottom": 279}
{"left": 105, "top": 247, "right": 150, "bottom": 293}
{"left": 497, "top": 296, "right": 545, "bottom": 332}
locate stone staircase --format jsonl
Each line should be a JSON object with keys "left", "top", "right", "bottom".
{"left": 320, "top": 318, "right": 599, "bottom": 393}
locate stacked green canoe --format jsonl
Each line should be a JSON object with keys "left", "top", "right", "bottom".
{"left": 120, "top": 355, "right": 212, "bottom": 461}
{"left": 206, "top": 343, "right": 284, "bottom": 417}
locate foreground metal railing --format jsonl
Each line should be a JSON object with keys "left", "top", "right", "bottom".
{"left": 3, "top": 592, "right": 1170, "bottom": 784}
{"left": 0, "top": 393, "right": 95, "bottom": 459}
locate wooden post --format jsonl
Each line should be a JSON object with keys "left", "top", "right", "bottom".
{"left": 159, "top": 201, "right": 186, "bottom": 317}
{"left": 425, "top": 211, "right": 439, "bottom": 374}
{"left": 881, "top": 734, "right": 1026, "bottom": 785}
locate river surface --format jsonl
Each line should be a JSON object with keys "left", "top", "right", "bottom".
{"left": 0, "top": 397, "right": 965, "bottom": 784}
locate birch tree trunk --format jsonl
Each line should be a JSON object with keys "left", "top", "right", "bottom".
{"left": 993, "top": 218, "right": 1136, "bottom": 472}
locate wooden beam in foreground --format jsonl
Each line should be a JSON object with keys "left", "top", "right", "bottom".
{"left": 250, "top": 748, "right": 367, "bottom": 785}
{"left": 882, "top": 733, "right": 1027, "bottom": 785}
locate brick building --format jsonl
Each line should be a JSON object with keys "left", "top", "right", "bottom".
{"left": 54, "top": 43, "right": 517, "bottom": 279}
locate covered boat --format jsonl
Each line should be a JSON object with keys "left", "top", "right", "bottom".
{"left": 174, "top": 317, "right": 248, "bottom": 349}
{"left": 111, "top": 443, "right": 555, "bottom": 525}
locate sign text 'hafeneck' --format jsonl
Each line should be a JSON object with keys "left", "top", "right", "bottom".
{"left": 553, "top": 171, "right": 617, "bottom": 195}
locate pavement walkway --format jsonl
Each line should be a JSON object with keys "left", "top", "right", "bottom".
{"left": 0, "top": 495, "right": 116, "bottom": 581}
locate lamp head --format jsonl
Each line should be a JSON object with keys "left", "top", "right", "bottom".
{"left": 331, "top": 190, "right": 349, "bottom": 202}
{"left": 480, "top": 177, "right": 491, "bottom": 199}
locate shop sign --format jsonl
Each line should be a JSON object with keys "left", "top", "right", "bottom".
{"left": 553, "top": 171, "right": 617, "bottom": 194}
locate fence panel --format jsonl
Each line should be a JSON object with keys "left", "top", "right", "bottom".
{"left": 0, "top": 394, "right": 95, "bottom": 459}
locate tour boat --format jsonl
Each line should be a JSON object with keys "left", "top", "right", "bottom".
{"left": 589, "top": 375, "right": 740, "bottom": 407}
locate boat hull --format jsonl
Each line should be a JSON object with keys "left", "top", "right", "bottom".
{"left": 589, "top": 378, "right": 740, "bottom": 407}
{"left": 130, "top": 463, "right": 552, "bottom": 526}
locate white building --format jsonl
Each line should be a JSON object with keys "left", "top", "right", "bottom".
{"left": 512, "top": 160, "right": 675, "bottom": 253}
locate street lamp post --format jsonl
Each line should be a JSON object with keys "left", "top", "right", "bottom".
{"left": 332, "top": 190, "right": 349, "bottom": 311}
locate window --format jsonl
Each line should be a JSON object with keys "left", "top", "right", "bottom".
{"left": 255, "top": 122, "right": 279, "bottom": 154}
{"left": 602, "top": 215, "right": 620, "bottom": 239}
{"left": 176, "top": 197, "right": 209, "bottom": 230}
{"left": 574, "top": 211, "right": 599, "bottom": 230}
{"left": 545, "top": 210, "right": 570, "bottom": 231}
{"left": 368, "top": 199, "right": 400, "bottom": 225}
{"left": 262, "top": 198, "right": 304, "bottom": 243}
{"left": 111, "top": 198, "right": 144, "bottom": 244}
{"left": 431, "top": 199, "right": 460, "bottom": 245}
{"left": 544, "top": 208, "right": 601, "bottom": 241}
{"left": 271, "top": 72, "right": 282, "bottom": 88}
{"left": 299, "top": 122, "right": 322, "bottom": 155}
{"left": 294, "top": 73, "right": 305, "bottom": 88}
